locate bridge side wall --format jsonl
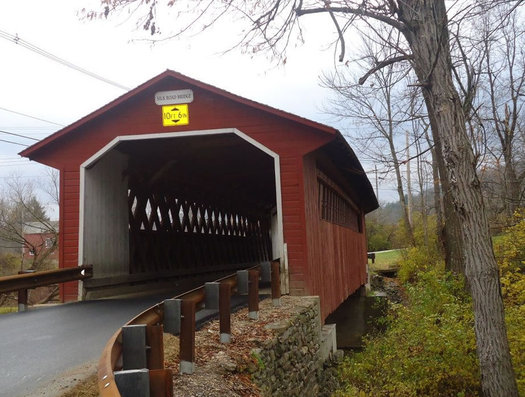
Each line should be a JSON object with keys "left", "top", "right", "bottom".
{"left": 302, "top": 152, "right": 368, "bottom": 319}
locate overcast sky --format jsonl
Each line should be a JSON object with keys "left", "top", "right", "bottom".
{"left": 0, "top": 0, "right": 395, "bottom": 214}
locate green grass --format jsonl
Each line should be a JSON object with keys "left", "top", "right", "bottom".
{"left": 369, "top": 249, "right": 404, "bottom": 272}
{"left": 0, "top": 307, "right": 17, "bottom": 314}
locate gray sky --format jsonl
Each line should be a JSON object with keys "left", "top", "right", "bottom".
{"left": 0, "top": 0, "right": 395, "bottom": 213}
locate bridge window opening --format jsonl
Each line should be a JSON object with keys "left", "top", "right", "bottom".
{"left": 318, "top": 178, "right": 362, "bottom": 233}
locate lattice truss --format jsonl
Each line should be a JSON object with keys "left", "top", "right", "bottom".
{"left": 128, "top": 188, "right": 272, "bottom": 274}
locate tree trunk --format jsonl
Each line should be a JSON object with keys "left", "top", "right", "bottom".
{"left": 386, "top": 89, "right": 415, "bottom": 246}
{"left": 415, "top": 136, "right": 429, "bottom": 248}
{"left": 399, "top": 1, "right": 519, "bottom": 396}
{"left": 423, "top": 93, "right": 465, "bottom": 274}
{"left": 406, "top": 130, "right": 413, "bottom": 227}
{"left": 390, "top": 140, "right": 416, "bottom": 246}
{"left": 503, "top": 148, "right": 520, "bottom": 218}
{"left": 425, "top": 129, "right": 445, "bottom": 255}
{"left": 441, "top": 179, "right": 465, "bottom": 274}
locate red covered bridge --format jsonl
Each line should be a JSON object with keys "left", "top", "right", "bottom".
{"left": 20, "top": 70, "right": 377, "bottom": 319}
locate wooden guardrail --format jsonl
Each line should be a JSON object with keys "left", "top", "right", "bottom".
{"left": 0, "top": 265, "right": 93, "bottom": 311}
{"left": 98, "top": 260, "right": 281, "bottom": 397}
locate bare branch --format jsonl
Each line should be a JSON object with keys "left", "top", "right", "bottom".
{"left": 323, "top": 1, "right": 346, "bottom": 62}
{"left": 295, "top": 4, "right": 406, "bottom": 32}
{"left": 358, "top": 54, "right": 413, "bottom": 85}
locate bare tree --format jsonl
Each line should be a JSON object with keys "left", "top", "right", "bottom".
{"left": 321, "top": 33, "right": 416, "bottom": 246}
{"left": 0, "top": 175, "right": 57, "bottom": 271}
{"left": 481, "top": 6, "right": 525, "bottom": 218}
{"left": 87, "top": 1, "right": 523, "bottom": 394}
{"left": 40, "top": 168, "right": 60, "bottom": 208}
{"left": 450, "top": 3, "right": 525, "bottom": 223}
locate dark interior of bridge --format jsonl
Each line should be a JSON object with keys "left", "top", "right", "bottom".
{"left": 115, "top": 133, "right": 277, "bottom": 274}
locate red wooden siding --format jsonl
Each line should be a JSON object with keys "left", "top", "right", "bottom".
{"left": 303, "top": 152, "right": 367, "bottom": 319}
{"left": 280, "top": 156, "right": 308, "bottom": 295}
{"left": 59, "top": 168, "right": 81, "bottom": 301}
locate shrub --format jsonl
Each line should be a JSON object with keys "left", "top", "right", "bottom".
{"left": 494, "top": 210, "right": 525, "bottom": 307}
{"left": 336, "top": 270, "right": 480, "bottom": 397}
{"left": 506, "top": 304, "right": 525, "bottom": 395}
{"left": 397, "top": 246, "right": 444, "bottom": 284}
{"left": 336, "top": 209, "right": 525, "bottom": 397}
{"left": 366, "top": 217, "right": 393, "bottom": 252}
{"left": 493, "top": 209, "right": 525, "bottom": 395}
{"left": 0, "top": 253, "right": 20, "bottom": 277}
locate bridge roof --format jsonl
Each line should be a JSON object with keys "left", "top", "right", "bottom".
{"left": 20, "top": 69, "right": 339, "bottom": 159}
{"left": 19, "top": 69, "right": 377, "bottom": 213}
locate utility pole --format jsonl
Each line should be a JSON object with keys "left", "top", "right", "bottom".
{"left": 406, "top": 130, "right": 413, "bottom": 226}
{"left": 374, "top": 165, "right": 379, "bottom": 202}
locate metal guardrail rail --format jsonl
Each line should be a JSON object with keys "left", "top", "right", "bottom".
{"left": 98, "top": 260, "right": 281, "bottom": 397}
{"left": 0, "top": 265, "right": 93, "bottom": 311}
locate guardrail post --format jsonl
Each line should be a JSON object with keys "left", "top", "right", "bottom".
{"left": 146, "top": 325, "right": 164, "bottom": 370}
{"left": 260, "top": 261, "right": 271, "bottom": 283}
{"left": 271, "top": 260, "right": 281, "bottom": 306}
{"left": 219, "top": 282, "right": 231, "bottom": 343}
{"left": 236, "top": 270, "right": 248, "bottom": 295}
{"left": 204, "top": 282, "right": 220, "bottom": 310}
{"left": 149, "top": 369, "right": 173, "bottom": 397}
{"left": 122, "top": 324, "right": 148, "bottom": 370}
{"left": 180, "top": 299, "right": 196, "bottom": 374}
{"left": 17, "top": 269, "right": 34, "bottom": 312}
{"left": 248, "top": 269, "right": 259, "bottom": 320}
{"left": 114, "top": 369, "right": 150, "bottom": 397}
{"left": 17, "top": 288, "right": 28, "bottom": 312}
{"left": 163, "top": 299, "right": 182, "bottom": 335}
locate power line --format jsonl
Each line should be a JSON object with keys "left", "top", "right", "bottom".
{"left": 0, "top": 157, "right": 29, "bottom": 161}
{"left": 0, "top": 106, "right": 64, "bottom": 127}
{"left": 0, "top": 28, "right": 130, "bottom": 91}
{"left": 0, "top": 163, "right": 34, "bottom": 167}
{"left": 0, "top": 138, "right": 28, "bottom": 147}
{"left": 0, "top": 129, "right": 39, "bottom": 141}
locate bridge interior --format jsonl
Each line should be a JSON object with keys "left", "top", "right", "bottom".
{"left": 81, "top": 133, "right": 277, "bottom": 297}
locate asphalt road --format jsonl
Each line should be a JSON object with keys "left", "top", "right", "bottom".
{"left": 0, "top": 284, "right": 255, "bottom": 397}
{"left": 0, "top": 293, "right": 174, "bottom": 397}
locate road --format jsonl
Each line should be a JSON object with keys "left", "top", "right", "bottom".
{"left": 0, "top": 282, "right": 255, "bottom": 397}
{"left": 0, "top": 293, "right": 174, "bottom": 397}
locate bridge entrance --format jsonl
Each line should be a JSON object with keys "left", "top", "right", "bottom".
{"left": 79, "top": 129, "right": 282, "bottom": 298}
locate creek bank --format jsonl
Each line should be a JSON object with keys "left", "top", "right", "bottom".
{"left": 325, "top": 276, "right": 403, "bottom": 351}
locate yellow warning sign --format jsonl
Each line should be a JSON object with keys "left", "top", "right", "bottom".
{"left": 162, "top": 104, "right": 189, "bottom": 126}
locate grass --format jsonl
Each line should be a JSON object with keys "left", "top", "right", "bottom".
{"left": 369, "top": 249, "right": 404, "bottom": 272}
{"left": 0, "top": 307, "right": 17, "bottom": 314}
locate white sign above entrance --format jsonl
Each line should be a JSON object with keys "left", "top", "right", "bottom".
{"left": 155, "top": 89, "right": 194, "bottom": 105}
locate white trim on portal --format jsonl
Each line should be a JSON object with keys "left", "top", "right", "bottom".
{"left": 78, "top": 128, "right": 287, "bottom": 296}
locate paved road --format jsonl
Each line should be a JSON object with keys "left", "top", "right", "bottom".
{"left": 0, "top": 284, "right": 255, "bottom": 397}
{"left": 0, "top": 293, "right": 174, "bottom": 397}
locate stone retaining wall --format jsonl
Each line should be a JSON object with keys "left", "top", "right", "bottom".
{"left": 249, "top": 296, "right": 341, "bottom": 396}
